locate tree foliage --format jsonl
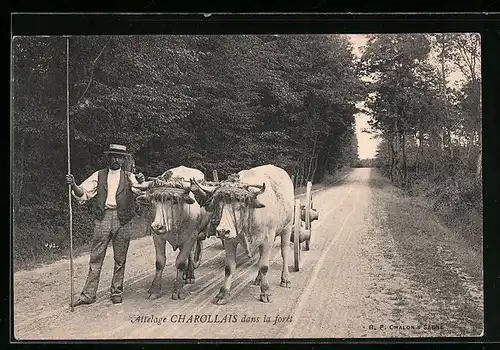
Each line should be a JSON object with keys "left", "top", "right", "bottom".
{"left": 361, "top": 33, "right": 482, "bottom": 184}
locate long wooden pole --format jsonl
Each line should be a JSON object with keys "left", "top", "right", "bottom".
{"left": 67, "top": 38, "right": 75, "bottom": 312}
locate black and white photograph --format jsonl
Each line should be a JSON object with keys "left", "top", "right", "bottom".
{"left": 11, "top": 29, "right": 483, "bottom": 340}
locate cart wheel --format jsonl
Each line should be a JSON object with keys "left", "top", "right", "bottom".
{"left": 305, "top": 181, "right": 313, "bottom": 251}
{"left": 293, "top": 198, "right": 301, "bottom": 271}
{"left": 305, "top": 198, "right": 313, "bottom": 251}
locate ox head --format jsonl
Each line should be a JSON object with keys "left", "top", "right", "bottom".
{"left": 190, "top": 176, "right": 266, "bottom": 240}
{"left": 134, "top": 176, "right": 195, "bottom": 235}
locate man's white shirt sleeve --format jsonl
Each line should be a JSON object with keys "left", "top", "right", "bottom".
{"left": 72, "top": 171, "right": 99, "bottom": 204}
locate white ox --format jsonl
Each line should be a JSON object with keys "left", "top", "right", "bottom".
{"left": 192, "top": 164, "right": 294, "bottom": 304}
{"left": 134, "top": 166, "right": 212, "bottom": 300}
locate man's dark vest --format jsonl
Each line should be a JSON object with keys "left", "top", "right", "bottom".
{"left": 93, "top": 168, "right": 136, "bottom": 225}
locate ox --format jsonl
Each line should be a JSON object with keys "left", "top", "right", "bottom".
{"left": 133, "top": 166, "right": 213, "bottom": 300}
{"left": 191, "top": 164, "right": 294, "bottom": 304}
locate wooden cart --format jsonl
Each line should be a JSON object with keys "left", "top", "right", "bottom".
{"left": 292, "top": 181, "right": 319, "bottom": 272}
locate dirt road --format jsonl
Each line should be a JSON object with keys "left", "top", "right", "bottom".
{"left": 13, "top": 168, "right": 483, "bottom": 340}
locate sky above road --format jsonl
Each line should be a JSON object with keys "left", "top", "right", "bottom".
{"left": 347, "top": 34, "right": 379, "bottom": 160}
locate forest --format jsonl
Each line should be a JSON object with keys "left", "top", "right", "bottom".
{"left": 361, "top": 33, "right": 482, "bottom": 248}
{"left": 12, "top": 33, "right": 482, "bottom": 266}
{"left": 12, "top": 34, "right": 361, "bottom": 265}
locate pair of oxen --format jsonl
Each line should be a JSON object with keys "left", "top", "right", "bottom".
{"left": 132, "top": 164, "right": 295, "bottom": 305}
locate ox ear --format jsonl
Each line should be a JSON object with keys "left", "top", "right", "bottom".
{"left": 253, "top": 199, "right": 266, "bottom": 209}
{"left": 182, "top": 194, "right": 196, "bottom": 205}
{"left": 202, "top": 198, "right": 217, "bottom": 212}
{"left": 192, "top": 191, "right": 208, "bottom": 207}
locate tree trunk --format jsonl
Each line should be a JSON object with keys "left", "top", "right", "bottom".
{"left": 415, "top": 143, "right": 420, "bottom": 176}
{"left": 388, "top": 133, "right": 397, "bottom": 183}
{"left": 440, "top": 127, "right": 446, "bottom": 153}
{"left": 324, "top": 146, "right": 332, "bottom": 174}
{"left": 439, "top": 34, "right": 451, "bottom": 157}
{"left": 386, "top": 138, "right": 391, "bottom": 178}
{"left": 14, "top": 132, "right": 27, "bottom": 222}
{"left": 306, "top": 158, "right": 312, "bottom": 182}
{"left": 300, "top": 159, "right": 306, "bottom": 188}
{"left": 311, "top": 153, "right": 319, "bottom": 183}
{"left": 306, "top": 135, "right": 318, "bottom": 181}
{"left": 415, "top": 131, "right": 423, "bottom": 176}
{"left": 294, "top": 166, "right": 299, "bottom": 188}
{"left": 394, "top": 113, "right": 401, "bottom": 185}
{"left": 294, "top": 160, "right": 298, "bottom": 188}
{"left": 448, "top": 129, "right": 454, "bottom": 158}
{"left": 466, "top": 130, "right": 474, "bottom": 161}
{"left": 420, "top": 134, "right": 424, "bottom": 157}
{"left": 476, "top": 128, "right": 482, "bottom": 180}
{"left": 476, "top": 149, "right": 482, "bottom": 181}
{"left": 402, "top": 131, "right": 407, "bottom": 187}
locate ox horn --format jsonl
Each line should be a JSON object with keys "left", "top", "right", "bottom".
{"left": 248, "top": 182, "right": 266, "bottom": 196}
{"left": 191, "top": 177, "right": 217, "bottom": 195}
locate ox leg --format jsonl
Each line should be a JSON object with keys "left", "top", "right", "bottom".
{"left": 252, "top": 244, "right": 263, "bottom": 286}
{"left": 172, "top": 269, "right": 189, "bottom": 300}
{"left": 213, "top": 239, "right": 237, "bottom": 305}
{"left": 147, "top": 234, "right": 167, "bottom": 300}
{"left": 258, "top": 242, "right": 273, "bottom": 303}
{"left": 252, "top": 270, "right": 262, "bottom": 286}
{"left": 280, "top": 226, "right": 292, "bottom": 288}
{"left": 172, "top": 237, "right": 194, "bottom": 300}
{"left": 183, "top": 251, "right": 195, "bottom": 285}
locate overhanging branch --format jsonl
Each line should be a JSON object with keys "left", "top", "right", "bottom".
{"left": 71, "top": 37, "right": 112, "bottom": 110}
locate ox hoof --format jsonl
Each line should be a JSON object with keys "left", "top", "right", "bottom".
{"left": 280, "top": 278, "right": 291, "bottom": 288}
{"left": 183, "top": 271, "right": 196, "bottom": 284}
{"left": 259, "top": 292, "right": 273, "bottom": 303}
{"left": 213, "top": 288, "right": 230, "bottom": 305}
{"left": 147, "top": 292, "right": 161, "bottom": 300}
{"left": 184, "top": 277, "right": 195, "bottom": 284}
{"left": 172, "top": 289, "right": 189, "bottom": 301}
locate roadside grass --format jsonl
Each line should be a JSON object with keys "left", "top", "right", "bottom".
{"left": 407, "top": 173, "right": 483, "bottom": 252}
{"left": 369, "top": 170, "right": 483, "bottom": 336}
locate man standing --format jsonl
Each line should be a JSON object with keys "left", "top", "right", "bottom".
{"left": 65, "top": 144, "right": 145, "bottom": 306}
